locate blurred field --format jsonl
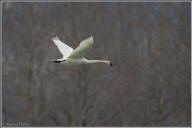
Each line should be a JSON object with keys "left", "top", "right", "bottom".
{"left": 2, "top": 2, "right": 191, "bottom": 126}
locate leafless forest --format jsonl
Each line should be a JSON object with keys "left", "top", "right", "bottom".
{"left": 2, "top": 2, "right": 191, "bottom": 126}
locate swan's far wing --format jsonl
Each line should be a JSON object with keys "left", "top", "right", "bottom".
{"left": 52, "top": 36, "right": 74, "bottom": 59}
{"left": 68, "top": 36, "right": 93, "bottom": 59}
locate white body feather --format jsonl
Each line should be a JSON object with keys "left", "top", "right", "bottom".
{"left": 51, "top": 36, "right": 112, "bottom": 66}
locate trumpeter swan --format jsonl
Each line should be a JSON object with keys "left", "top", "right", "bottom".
{"left": 51, "top": 36, "right": 113, "bottom": 66}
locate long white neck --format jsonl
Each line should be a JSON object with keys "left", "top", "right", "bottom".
{"left": 85, "top": 59, "right": 110, "bottom": 65}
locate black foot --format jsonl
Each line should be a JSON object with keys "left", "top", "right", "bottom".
{"left": 109, "top": 62, "right": 113, "bottom": 67}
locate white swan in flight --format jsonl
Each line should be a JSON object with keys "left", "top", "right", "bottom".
{"left": 51, "top": 36, "right": 113, "bottom": 66}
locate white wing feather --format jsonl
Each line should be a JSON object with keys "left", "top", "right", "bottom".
{"left": 68, "top": 36, "right": 93, "bottom": 59}
{"left": 52, "top": 36, "right": 74, "bottom": 59}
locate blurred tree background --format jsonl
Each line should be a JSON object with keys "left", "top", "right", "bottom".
{"left": 2, "top": 2, "right": 191, "bottom": 126}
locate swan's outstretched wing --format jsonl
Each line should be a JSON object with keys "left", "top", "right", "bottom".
{"left": 68, "top": 36, "right": 93, "bottom": 59}
{"left": 52, "top": 36, "right": 74, "bottom": 59}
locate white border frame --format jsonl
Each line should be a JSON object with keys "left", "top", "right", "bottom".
{"left": 0, "top": 1, "right": 191, "bottom": 128}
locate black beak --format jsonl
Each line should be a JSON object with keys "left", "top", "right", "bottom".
{"left": 110, "top": 62, "right": 113, "bottom": 67}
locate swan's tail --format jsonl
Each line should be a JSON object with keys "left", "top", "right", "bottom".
{"left": 50, "top": 59, "right": 65, "bottom": 63}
